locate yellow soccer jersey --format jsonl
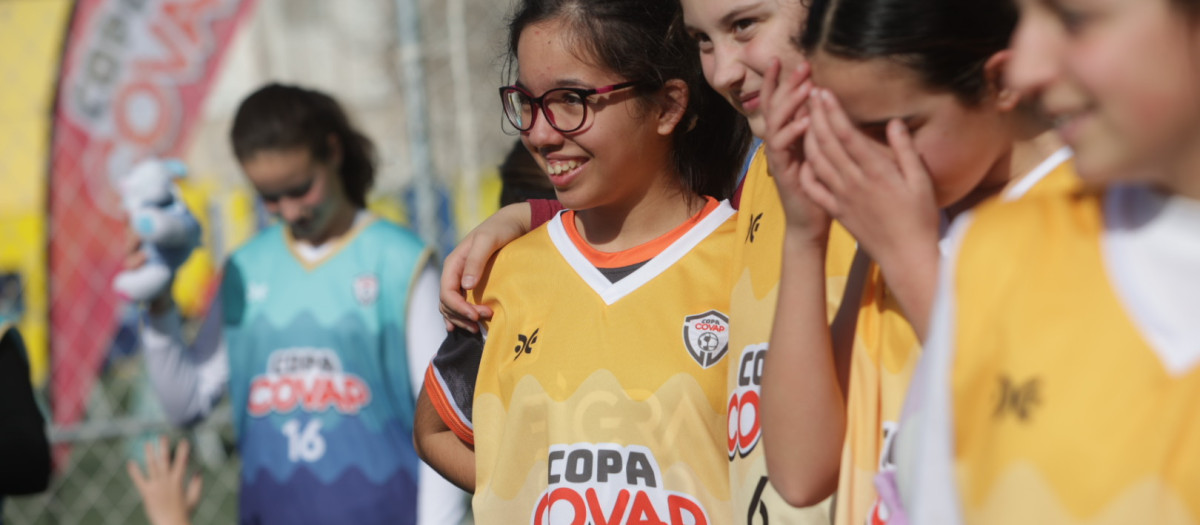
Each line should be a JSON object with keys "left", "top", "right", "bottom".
{"left": 726, "top": 144, "right": 855, "bottom": 524}
{"left": 834, "top": 261, "right": 919, "bottom": 525}
{"left": 921, "top": 188, "right": 1200, "bottom": 524}
{"left": 836, "top": 151, "right": 1079, "bottom": 525}
{"left": 471, "top": 201, "right": 739, "bottom": 525}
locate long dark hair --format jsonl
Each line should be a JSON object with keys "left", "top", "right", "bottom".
{"left": 506, "top": 0, "right": 751, "bottom": 200}
{"left": 230, "top": 83, "right": 377, "bottom": 208}
{"left": 800, "top": 0, "right": 1017, "bottom": 105}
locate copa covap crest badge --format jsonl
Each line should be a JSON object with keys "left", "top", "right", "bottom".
{"left": 682, "top": 310, "right": 730, "bottom": 369}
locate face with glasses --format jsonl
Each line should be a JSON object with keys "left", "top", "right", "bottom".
{"left": 242, "top": 143, "right": 349, "bottom": 243}
{"left": 509, "top": 18, "right": 690, "bottom": 212}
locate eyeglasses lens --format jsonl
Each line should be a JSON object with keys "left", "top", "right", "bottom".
{"left": 503, "top": 90, "right": 532, "bottom": 130}
{"left": 544, "top": 90, "right": 586, "bottom": 132}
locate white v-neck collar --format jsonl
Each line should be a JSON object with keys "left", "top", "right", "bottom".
{"left": 290, "top": 211, "right": 371, "bottom": 264}
{"left": 1004, "top": 147, "right": 1072, "bottom": 200}
{"left": 546, "top": 201, "right": 736, "bottom": 305}
{"left": 1103, "top": 185, "right": 1200, "bottom": 376}
{"left": 938, "top": 148, "right": 1074, "bottom": 257}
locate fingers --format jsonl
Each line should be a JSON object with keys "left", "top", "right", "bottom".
{"left": 461, "top": 231, "right": 504, "bottom": 290}
{"left": 125, "top": 231, "right": 147, "bottom": 269}
{"left": 762, "top": 58, "right": 781, "bottom": 112}
{"left": 171, "top": 439, "right": 191, "bottom": 479}
{"left": 143, "top": 438, "right": 163, "bottom": 479}
{"left": 441, "top": 238, "right": 472, "bottom": 296}
{"left": 185, "top": 474, "right": 204, "bottom": 510}
{"left": 126, "top": 232, "right": 142, "bottom": 254}
{"left": 820, "top": 89, "right": 888, "bottom": 167}
{"left": 773, "top": 115, "right": 812, "bottom": 155}
{"left": 127, "top": 459, "right": 148, "bottom": 490}
{"left": 887, "top": 119, "right": 926, "bottom": 185}
{"left": 766, "top": 83, "right": 813, "bottom": 151}
{"left": 439, "top": 301, "right": 478, "bottom": 333}
{"left": 440, "top": 241, "right": 480, "bottom": 333}
{"left": 777, "top": 64, "right": 813, "bottom": 121}
{"left": 765, "top": 62, "right": 813, "bottom": 140}
{"left": 439, "top": 224, "right": 507, "bottom": 333}
{"left": 472, "top": 304, "right": 494, "bottom": 320}
{"left": 124, "top": 251, "right": 148, "bottom": 271}
{"left": 808, "top": 90, "right": 866, "bottom": 192}
{"left": 800, "top": 162, "right": 840, "bottom": 216}
{"left": 158, "top": 435, "right": 170, "bottom": 464}
{"left": 804, "top": 103, "right": 845, "bottom": 199}
{"left": 830, "top": 94, "right": 902, "bottom": 182}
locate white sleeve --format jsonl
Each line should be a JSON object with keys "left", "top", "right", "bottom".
{"left": 407, "top": 262, "right": 447, "bottom": 399}
{"left": 406, "top": 262, "right": 470, "bottom": 525}
{"left": 140, "top": 298, "right": 229, "bottom": 427}
{"left": 894, "top": 212, "right": 974, "bottom": 525}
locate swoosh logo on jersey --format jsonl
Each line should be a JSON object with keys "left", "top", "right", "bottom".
{"left": 746, "top": 213, "right": 763, "bottom": 243}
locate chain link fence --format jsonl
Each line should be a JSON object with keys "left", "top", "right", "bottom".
{"left": 6, "top": 383, "right": 240, "bottom": 524}
{"left": 2, "top": 0, "right": 515, "bottom": 522}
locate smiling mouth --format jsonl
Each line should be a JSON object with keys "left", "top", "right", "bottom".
{"left": 1049, "top": 108, "right": 1093, "bottom": 143}
{"left": 547, "top": 160, "right": 580, "bottom": 175}
{"left": 545, "top": 159, "right": 586, "bottom": 188}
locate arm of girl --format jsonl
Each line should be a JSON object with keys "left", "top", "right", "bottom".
{"left": 413, "top": 387, "right": 475, "bottom": 492}
{"left": 405, "top": 263, "right": 471, "bottom": 524}
{"left": 758, "top": 60, "right": 849, "bottom": 507}
{"left": 439, "top": 202, "right": 537, "bottom": 332}
{"left": 805, "top": 90, "right": 941, "bottom": 338}
{"left": 131, "top": 231, "right": 228, "bottom": 427}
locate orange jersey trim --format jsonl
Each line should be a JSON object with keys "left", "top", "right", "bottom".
{"left": 424, "top": 365, "right": 474, "bottom": 445}
{"left": 562, "top": 196, "right": 721, "bottom": 268}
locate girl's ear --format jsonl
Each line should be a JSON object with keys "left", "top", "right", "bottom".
{"left": 984, "top": 50, "right": 1022, "bottom": 111}
{"left": 327, "top": 133, "right": 344, "bottom": 168}
{"left": 656, "top": 79, "right": 690, "bottom": 135}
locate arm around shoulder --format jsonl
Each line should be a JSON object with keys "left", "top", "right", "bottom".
{"left": 440, "top": 202, "right": 540, "bottom": 332}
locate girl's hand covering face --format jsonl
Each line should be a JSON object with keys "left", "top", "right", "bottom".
{"left": 802, "top": 89, "right": 940, "bottom": 264}
{"left": 761, "top": 59, "right": 831, "bottom": 241}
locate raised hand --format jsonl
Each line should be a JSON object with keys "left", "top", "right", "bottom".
{"left": 802, "top": 88, "right": 940, "bottom": 267}
{"left": 439, "top": 203, "right": 534, "bottom": 332}
{"left": 761, "top": 58, "right": 831, "bottom": 242}
{"left": 127, "top": 437, "right": 202, "bottom": 525}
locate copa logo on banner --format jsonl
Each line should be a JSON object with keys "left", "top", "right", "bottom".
{"left": 61, "top": 0, "right": 248, "bottom": 214}
{"left": 49, "top": 0, "right": 255, "bottom": 432}
{"left": 247, "top": 348, "right": 372, "bottom": 416}
{"left": 533, "top": 443, "right": 710, "bottom": 525}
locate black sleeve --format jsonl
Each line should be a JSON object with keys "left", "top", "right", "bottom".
{"left": 0, "top": 326, "right": 52, "bottom": 495}
{"left": 426, "top": 328, "right": 484, "bottom": 431}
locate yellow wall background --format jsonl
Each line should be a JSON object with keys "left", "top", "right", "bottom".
{"left": 0, "top": 0, "right": 73, "bottom": 387}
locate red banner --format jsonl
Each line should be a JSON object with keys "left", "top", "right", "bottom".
{"left": 49, "top": 0, "right": 255, "bottom": 431}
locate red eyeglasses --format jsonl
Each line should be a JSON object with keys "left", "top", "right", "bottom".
{"left": 499, "top": 81, "right": 640, "bottom": 133}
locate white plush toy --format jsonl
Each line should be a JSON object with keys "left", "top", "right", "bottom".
{"left": 111, "top": 158, "right": 202, "bottom": 302}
